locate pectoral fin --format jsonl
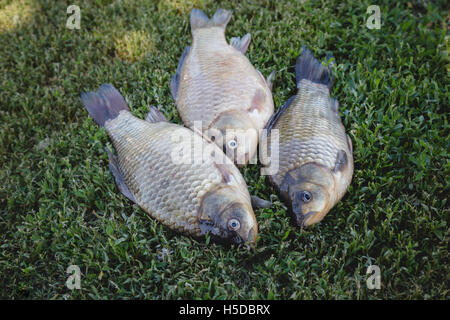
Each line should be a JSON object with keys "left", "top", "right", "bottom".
{"left": 346, "top": 134, "right": 353, "bottom": 153}
{"left": 333, "top": 150, "right": 348, "bottom": 173}
{"left": 251, "top": 195, "right": 272, "bottom": 209}
{"left": 266, "top": 71, "right": 275, "bottom": 91}
{"left": 331, "top": 98, "right": 339, "bottom": 115}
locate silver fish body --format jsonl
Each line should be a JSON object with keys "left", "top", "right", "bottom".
{"left": 171, "top": 8, "right": 274, "bottom": 166}
{"left": 81, "top": 84, "right": 257, "bottom": 244}
{"left": 262, "top": 48, "right": 353, "bottom": 227}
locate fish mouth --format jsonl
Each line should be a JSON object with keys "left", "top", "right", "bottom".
{"left": 293, "top": 210, "right": 318, "bottom": 228}
{"left": 213, "top": 232, "right": 251, "bottom": 246}
{"left": 199, "top": 219, "right": 255, "bottom": 245}
{"left": 229, "top": 227, "right": 257, "bottom": 245}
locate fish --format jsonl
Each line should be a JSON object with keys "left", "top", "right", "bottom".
{"left": 171, "top": 8, "right": 274, "bottom": 166}
{"left": 81, "top": 84, "right": 258, "bottom": 244}
{"left": 261, "top": 47, "right": 354, "bottom": 227}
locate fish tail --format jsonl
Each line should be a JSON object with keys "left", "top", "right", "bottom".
{"left": 81, "top": 84, "right": 129, "bottom": 127}
{"left": 295, "top": 46, "right": 334, "bottom": 90}
{"left": 211, "top": 9, "right": 232, "bottom": 28}
{"left": 190, "top": 8, "right": 232, "bottom": 31}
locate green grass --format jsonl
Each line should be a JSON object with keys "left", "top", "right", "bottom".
{"left": 0, "top": 0, "right": 448, "bottom": 299}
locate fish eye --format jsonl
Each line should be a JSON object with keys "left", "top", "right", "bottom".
{"left": 228, "top": 140, "right": 237, "bottom": 149}
{"left": 301, "top": 191, "right": 312, "bottom": 203}
{"left": 227, "top": 218, "right": 241, "bottom": 231}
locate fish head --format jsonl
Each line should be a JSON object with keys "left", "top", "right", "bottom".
{"left": 198, "top": 186, "right": 258, "bottom": 245}
{"left": 207, "top": 111, "right": 258, "bottom": 166}
{"left": 280, "top": 163, "right": 334, "bottom": 228}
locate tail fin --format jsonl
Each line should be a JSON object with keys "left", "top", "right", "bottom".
{"left": 190, "top": 8, "right": 232, "bottom": 32}
{"left": 295, "top": 46, "right": 334, "bottom": 90}
{"left": 81, "top": 84, "right": 129, "bottom": 127}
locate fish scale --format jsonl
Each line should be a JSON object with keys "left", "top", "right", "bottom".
{"left": 106, "top": 112, "right": 230, "bottom": 235}
{"left": 270, "top": 80, "right": 350, "bottom": 186}
{"left": 81, "top": 84, "right": 258, "bottom": 243}
{"left": 171, "top": 9, "right": 274, "bottom": 165}
{"left": 262, "top": 48, "right": 353, "bottom": 227}
{"left": 178, "top": 51, "right": 266, "bottom": 129}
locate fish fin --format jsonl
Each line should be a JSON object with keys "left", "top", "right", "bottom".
{"left": 170, "top": 46, "right": 191, "bottom": 101}
{"left": 266, "top": 70, "right": 276, "bottom": 91}
{"left": 333, "top": 150, "right": 348, "bottom": 173}
{"left": 295, "top": 46, "right": 334, "bottom": 90}
{"left": 346, "top": 134, "right": 353, "bottom": 153}
{"left": 331, "top": 98, "right": 339, "bottom": 114}
{"left": 230, "top": 33, "right": 251, "bottom": 54}
{"left": 264, "top": 95, "right": 295, "bottom": 132}
{"left": 210, "top": 8, "right": 232, "bottom": 29}
{"left": 190, "top": 8, "right": 210, "bottom": 30}
{"left": 213, "top": 163, "right": 232, "bottom": 184}
{"left": 81, "top": 84, "right": 129, "bottom": 127}
{"left": 190, "top": 8, "right": 231, "bottom": 31}
{"left": 105, "top": 147, "right": 137, "bottom": 203}
{"left": 145, "top": 106, "right": 168, "bottom": 123}
{"left": 279, "top": 179, "right": 289, "bottom": 195}
{"left": 251, "top": 195, "right": 272, "bottom": 209}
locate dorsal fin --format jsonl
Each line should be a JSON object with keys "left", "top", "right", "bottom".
{"left": 171, "top": 46, "right": 191, "bottom": 101}
{"left": 264, "top": 95, "right": 295, "bottom": 132}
